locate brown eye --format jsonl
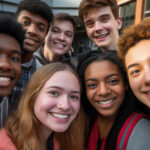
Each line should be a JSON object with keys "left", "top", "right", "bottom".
{"left": 85, "top": 20, "right": 94, "bottom": 28}
{"left": 108, "top": 79, "right": 119, "bottom": 85}
{"left": 22, "top": 20, "right": 30, "bottom": 26}
{"left": 131, "top": 70, "right": 140, "bottom": 76}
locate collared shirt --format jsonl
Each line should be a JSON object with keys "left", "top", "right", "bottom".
{"left": 0, "top": 97, "right": 8, "bottom": 128}
{"left": 9, "top": 57, "right": 37, "bottom": 108}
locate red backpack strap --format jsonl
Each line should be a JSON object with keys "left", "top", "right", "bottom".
{"left": 101, "top": 137, "right": 107, "bottom": 150}
{"left": 117, "top": 112, "right": 150, "bottom": 150}
{"left": 87, "top": 122, "right": 99, "bottom": 150}
{"left": 53, "top": 136, "right": 61, "bottom": 150}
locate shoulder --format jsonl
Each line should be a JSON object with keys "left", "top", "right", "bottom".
{"left": 0, "top": 128, "right": 17, "bottom": 150}
{"left": 127, "top": 116, "right": 150, "bottom": 150}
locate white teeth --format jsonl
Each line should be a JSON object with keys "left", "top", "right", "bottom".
{"left": 0, "top": 77, "right": 10, "bottom": 81}
{"left": 28, "top": 39, "right": 35, "bottom": 42}
{"left": 51, "top": 113, "right": 68, "bottom": 119}
{"left": 99, "top": 99, "right": 114, "bottom": 105}
{"left": 98, "top": 34, "right": 107, "bottom": 38}
{"left": 55, "top": 43, "right": 65, "bottom": 47}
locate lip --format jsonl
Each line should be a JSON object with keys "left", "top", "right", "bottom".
{"left": 53, "top": 41, "right": 66, "bottom": 49}
{"left": 96, "top": 98, "right": 116, "bottom": 108}
{"left": 24, "top": 37, "right": 38, "bottom": 45}
{"left": 142, "top": 91, "right": 150, "bottom": 98}
{"left": 0, "top": 76, "right": 13, "bottom": 87}
{"left": 49, "top": 112, "right": 71, "bottom": 122}
{"left": 95, "top": 32, "right": 109, "bottom": 41}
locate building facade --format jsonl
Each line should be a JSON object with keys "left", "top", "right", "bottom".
{"left": 117, "top": 0, "right": 150, "bottom": 26}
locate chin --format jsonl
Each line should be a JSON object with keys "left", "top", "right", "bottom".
{"left": 53, "top": 126, "right": 69, "bottom": 133}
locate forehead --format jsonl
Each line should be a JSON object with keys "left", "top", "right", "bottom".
{"left": 84, "top": 6, "right": 113, "bottom": 20}
{"left": 125, "top": 40, "right": 150, "bottom": 68}
{"left": 52, "top": 20, "right": 74, "bottom": 32}
{"left": 85, "top": 60, "right": 120, "bottom": 78}
{"left": 17, "top": 10, "right": 48, "bottom": 25}
{"left": 43, "top": 70, "right": 80, "bottom": 89}
{"left": 0, "top": 33, "right": 20, "bottom": 52}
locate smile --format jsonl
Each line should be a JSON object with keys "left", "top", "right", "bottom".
{"left": 98, "top": 98, "right": 115, "bottom": 105}
{"left": 54, "top": 42, "right": 65, "bottom": 48}
{"left": 0, "top": 77, "right": 11, "bottom": 82}
{"left": 24, "top": 38, "right": 37, "bottom": 45}
{"left": 97, "top": 32, "right": 109, "bottom": 39}
{"left": 51, "top": 113, "right": 69, "bottom": 119}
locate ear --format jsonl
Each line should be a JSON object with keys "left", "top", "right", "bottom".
{"left": 117, "top": 17, "right": 122, "bottom": 30}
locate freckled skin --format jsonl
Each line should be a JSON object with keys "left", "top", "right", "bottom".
{"left": 125, "top": 40, "right": 150, "bottom": 108}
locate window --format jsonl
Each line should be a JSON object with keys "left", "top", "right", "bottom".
{"left": 144, "top": 0, "right": 150, "bottom": 17}
{"left": 119, "top": 1, "right": 136, "bottom": 29}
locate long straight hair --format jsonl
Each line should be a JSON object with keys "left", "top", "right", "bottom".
{"left": 5, "top": 62, "right": 85, "bottom": 150}
{"left": 78, "top": 50, "right": 135, "bottom": 150}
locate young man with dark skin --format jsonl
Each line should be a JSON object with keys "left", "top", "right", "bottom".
{"left": 0, "top": 15, "right": 24, "bottom": 128}
{"left": 78, "top": 0, "right": 122, "bottom": 51}
{"left": 10, "top": 0, "right": 53, "bottom": 106}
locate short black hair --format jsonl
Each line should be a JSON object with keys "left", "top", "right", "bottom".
{"left": 0, "top": 14, "right": 25, "bottom": 50}
{"left": 15, "top": 0, "right": 53, "bottom": 26}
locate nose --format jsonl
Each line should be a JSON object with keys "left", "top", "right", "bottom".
{"left": 0, "top": 56, "right": 12, "bottom": 71}
{"left": 58, "top": 32, "right": 65, "bottom": 41}
{"left": 94, "top": 21, "right": 103, "bottom": 32}
{"left": 26, "top": 24, "right": 37, "bottom": 35}
{"left": 57, "top": 95, "right": 70, "bottom": 111}
{"left": 96, "top": 82, "right": 111, "bottom": 97}
{"left": 144, "top": 67, "right": 150, "bottom": 86}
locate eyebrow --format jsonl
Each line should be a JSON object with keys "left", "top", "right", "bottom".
{"left": 98, "top": 14, "right": 110, "bottom": 19}
{"left": 52, "top": 26, "right": 73, "bottom": 33}
{"left": 84, "top": 14, "right": 110, "bottom": 22}
{"left": 21, "top": 16, "right": 31, "bottom": 20}
{"left": 12, "top": 50, "right": 21, "bottom": 56}
{"left": 47, "top": 86, "right": 80, "bottom": 94}
{"left": 106, "top": 73, "right": 119, "bottom": 79}
{"left": 85, "top": 73, "right": 119, "bottom": 82}
{"left": 22, "top": 16, "right": 46, "bottom": 27}
{"left": 127, "top": 63, "right": 138, "bottom": 70}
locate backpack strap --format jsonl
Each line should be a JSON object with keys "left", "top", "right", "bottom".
{"left": 117, "top": 112, "right": 150, "bottom": 150}
{"left": 87, "top": 122, "right": 99, "bottom": 150}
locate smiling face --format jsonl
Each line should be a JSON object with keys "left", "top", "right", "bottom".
{"left": 17, "top": 10, "right": 48, "bottom": 54}
{"left": 84, "top": 60, "right": 125, "bottom": 118}
{"left": 125, "top": 40, "right": 150, "bottom": 108}
{"left": 0, "top": 33, "right": 21, "bottom": 97}
{"left": 34, "top": 70, "right": 80, "bottom": 138}
{"left": 45, "top": 20, "right": 74, "bottom": 56}
{"left": 83, "top": 6, "right": 122, "bottom": 50}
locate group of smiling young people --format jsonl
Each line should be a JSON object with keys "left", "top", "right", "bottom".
{"left": 0, "top": 0, "right": 150, "bottom": 150}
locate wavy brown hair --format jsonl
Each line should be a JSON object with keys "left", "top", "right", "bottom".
{"left": 5, "top": 62, "right": 85, "bottom": 150}
{"left": 79, "top": 0, "right": 119, "bottom": 22}
{"left": 118, "top": 17, "right": 150, "bottom": 65}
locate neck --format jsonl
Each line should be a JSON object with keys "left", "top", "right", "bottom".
{"left": 97, "top": 114, "right": 116, "bottom": 139}
{"left": 102, "top": 35, "right": 119, "bottom": 51}
{"left": 22, "top": 50, "right": 33, "bottom": 63}
{"left": 43, "top": 45, "right": 61, "bottom": 62}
